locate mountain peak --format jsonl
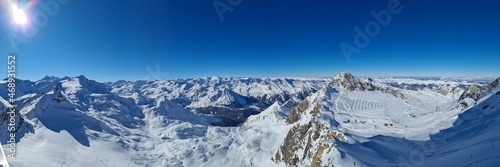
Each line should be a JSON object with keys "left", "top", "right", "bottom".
{"left": 58, "top": 75, "right": 108, "bottom": 94}
{"left": 338, "top": 72, "right": 355, "bottom": 78}
{"left": 332, "top": 72, "right": 366, "bottom": 91}
{"left": 489, "top": 77, "right": 500, "bottom": 87}
{"left": 330, "top": 72, "right": 405, "bottom": 98}
{"left": 459, "top": 77, "right": 500, "bottom": 102}
{"left": 76, "top": 75, "right": 89, "bottom": 81}
{"left": 207, "top": 76, "right": 222, "bottom": 81}
{"left": 39, "top": 75, "right": 60, "bottom": 82}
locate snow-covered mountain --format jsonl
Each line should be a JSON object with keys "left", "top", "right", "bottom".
{"left": 0, "top": 73, "right": 498, "bottom": 166}
{"left": 273, "top": 73, "right": 500, "bottom": 166}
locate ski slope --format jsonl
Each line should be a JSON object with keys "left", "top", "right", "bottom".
{"left": 328, "top": 89, "right": 466, "bottom": 140}
{"left": 336, "top": 87, "right": 500, "bottom": 167}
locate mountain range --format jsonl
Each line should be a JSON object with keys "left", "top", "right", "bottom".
{"left": 0, "top": 73, "right": 499, "bottom": 167}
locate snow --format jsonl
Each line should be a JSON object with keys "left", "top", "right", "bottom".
{"left": 324, "top": 88, "right": 465, "bottom": 140}
{"left": 0, "top": 74, "right": 498, "bottom": 166}
{"left": 335, "top": 87, "right": 500, "bottom": 166}
{"left": 8, "top": 128, "right": 140, "bottom": 167}
{"left": 61, "top": 78, "right": 82, "bottom": 94}
{"left": 0, "top": 141, "right": 9, "bottom": 167}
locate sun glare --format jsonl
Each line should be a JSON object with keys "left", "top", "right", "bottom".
{"left": 11, "top": 5, "right": 28, "bottom": 25}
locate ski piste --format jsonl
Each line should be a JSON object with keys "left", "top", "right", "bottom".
{"left": 0, "top": 141, "right": 9, "bottom": 167}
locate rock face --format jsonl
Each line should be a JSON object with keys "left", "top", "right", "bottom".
{"left": 482, "top": 77, "right": 500, "bottom": 92}
{"left": 333, "top": 72, "right": 373, "bottom": 91}
{"left": 274, "top": 90, "right": 345, "bottom": 167}
{"left": 0, "top": 105, "right": 33, "bottom": 143}
{"left": 285, "top": 99, "right": 311, "bottom": 124}
{"left": 459, "top": 77, "right": 500, "bottom": 102}
{"left": 458, "top": 84, "right": 482, "bottom": 101}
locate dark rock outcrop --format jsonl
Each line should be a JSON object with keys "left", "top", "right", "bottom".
{"left": 332, "top": 72, "right": 405, "bottom": 98}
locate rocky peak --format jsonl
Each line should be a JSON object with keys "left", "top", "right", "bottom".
{"left": 75, "top": 76, "right": 109, "bottom": 94}
{"left": 76, "top": 75, "right": 89, "bottom": 81}
{"left": 39, "top": 76, "right": 60, "bottom": 82}
{"left": 334, "top": 72, "right": 365, "bottom": 91}
{"left": 331, "top": 72, "right": 375, "bottom": 91}
{"left": 331, "top": 72, "right": 405, "bottom": 98}
{"left": 485, "top": 77, "right": 500, "bottom": 89}
{"left": 459, "top": 77, "right": 500, "bottom": 102}
{"left": 458, "top": 84, "right": 481, "bottom": 101}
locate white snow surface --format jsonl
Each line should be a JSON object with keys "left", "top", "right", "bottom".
{"left": 0, "top": 74, "right": 498, "bottom": 167}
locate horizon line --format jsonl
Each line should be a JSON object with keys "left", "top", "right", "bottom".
{"left": 7, "top": 73, "right": 499, "bottom": 83}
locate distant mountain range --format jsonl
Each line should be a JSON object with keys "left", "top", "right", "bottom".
{"left": 1, "top": 73, "right": 498, "bottom": 166}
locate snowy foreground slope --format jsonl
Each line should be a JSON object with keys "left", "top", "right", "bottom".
{"left": 0, "top": 73, "right": 498, "bottom": 167}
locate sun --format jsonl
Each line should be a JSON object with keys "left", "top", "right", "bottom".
{"left": 11, "top": 5, "right": 28, "bottom": 25}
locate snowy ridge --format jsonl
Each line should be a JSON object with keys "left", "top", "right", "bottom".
{"left": 273, "top": 73, "right": 500, "bottom": 166}
{"left": 1, "top": 75, "right": 323, "bottom": 166}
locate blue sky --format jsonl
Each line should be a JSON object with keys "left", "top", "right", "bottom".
{"left": 1, "top": 0, "right": 499, "bottom": 81}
